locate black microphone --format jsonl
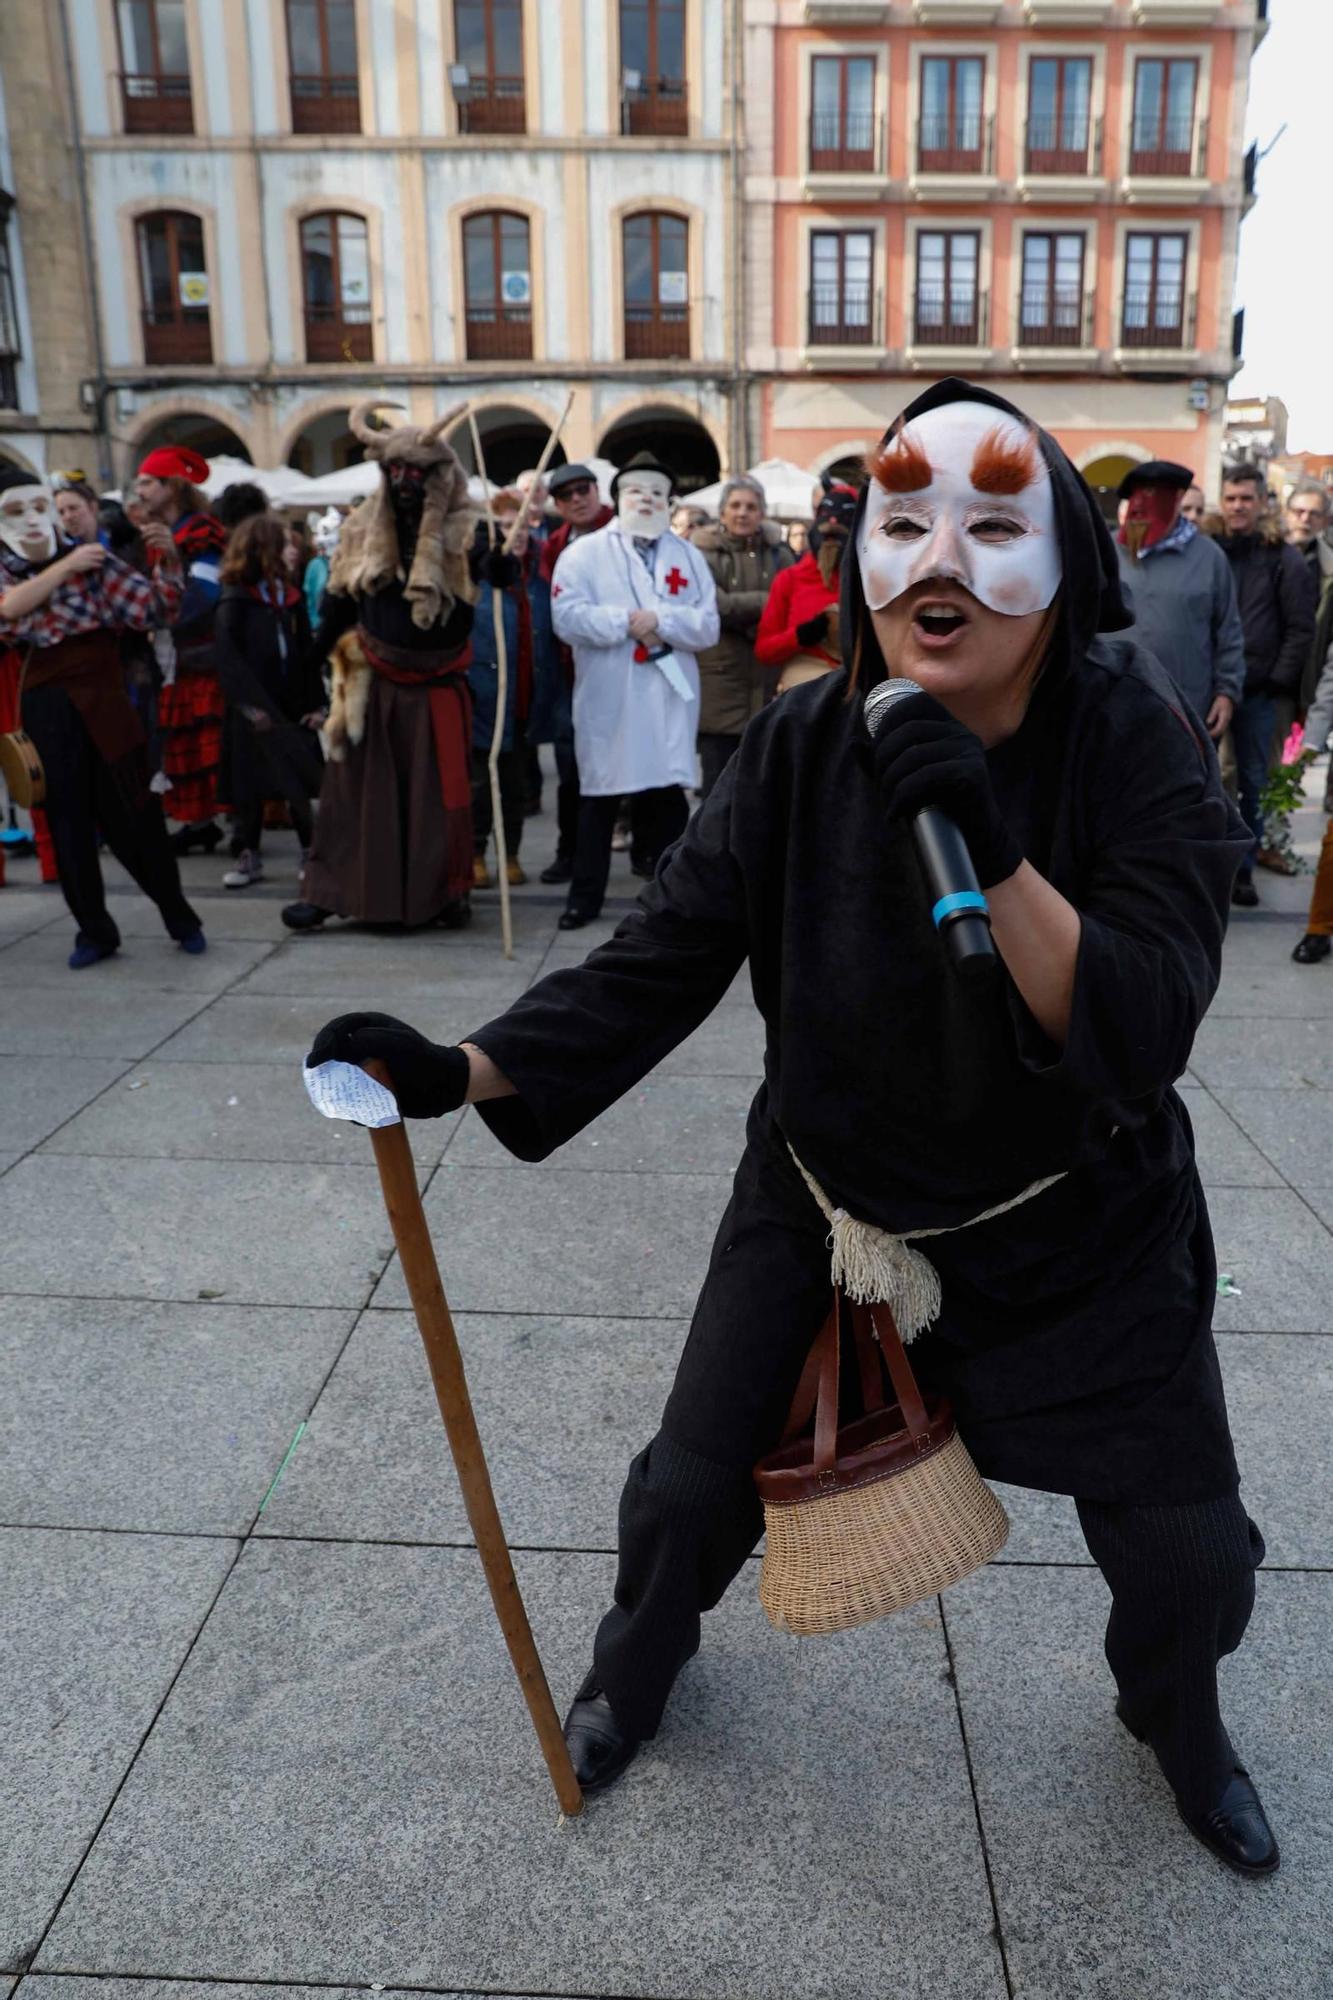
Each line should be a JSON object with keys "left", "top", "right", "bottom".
{"left": 863, "top": 677, "right": 998, "bottom": 981}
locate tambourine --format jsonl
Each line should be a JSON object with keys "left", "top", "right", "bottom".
{"left": 0, "top": 726, "right": 46, "bottom": 808}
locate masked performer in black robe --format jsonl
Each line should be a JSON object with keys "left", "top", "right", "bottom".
{"left": 310, "top": 383, "right": 1275, "bottom": 1877}
{"left": 282, "top": 402, "right": 479, "bottom": 932}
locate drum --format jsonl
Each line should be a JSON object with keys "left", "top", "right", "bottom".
{"left": 0, "top": 726, "right": 46, "bottom": 808}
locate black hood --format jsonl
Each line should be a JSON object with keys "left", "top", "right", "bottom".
{"left": 840, "top": 378, "right": 1133, "bottom": 697}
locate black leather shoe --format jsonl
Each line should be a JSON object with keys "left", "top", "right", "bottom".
{"left": 1231, "top": 876, "right": 1260, "bottom": 908}
{"left": 1115, "top": 1701, "right": 1279, "bottom": 1878}
{"left": 1292, "top": 932, "right": 1331, "bottom": 965}
{"left": 562, "top": 1678, "right": 640, "bottom": 1795}
{"left": 558, "top": 907, "right": 595, "bottom": 931}
{"left": 1179, "top": 1766, "right": 1280, "bottom": 1878}
{"left": 281, "top": 900, "right": 330, "bottom": 932}
{"left": 540, "top": 855, "right": 574, "bottom": 884}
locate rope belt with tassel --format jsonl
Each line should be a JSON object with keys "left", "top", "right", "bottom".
{"left": 789, "top": 1146, "right": 1068, "bottom": 1343}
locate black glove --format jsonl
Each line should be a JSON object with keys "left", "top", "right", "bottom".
{"left": 870, "top": 690, "right": 1023, "bottom": 890}
{"left": 795, "top": 610, "right": 829, "bottom": 648}
{"left": 306, "top": 1012, "right": 470, "bottom": 1119}
{"left": 484, "top": 548, "right": 522, "bottom": 589}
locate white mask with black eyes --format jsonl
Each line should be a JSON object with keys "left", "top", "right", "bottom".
{"left": 0, "top": 482, "right": 58, "bottom": 566}
{"left": 858, "top": 401, "right": 1060, "bottom": 620}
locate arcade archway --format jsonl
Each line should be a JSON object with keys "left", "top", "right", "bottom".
{"left": 136, "top": 411, "right": 251, "bottom": 463}
{"left": 598, "top": 405, "right": 720, "bottom": 495}
{"left": 448, "top": 404, "right": 568, "bottom": 487}
{"left": 286, "top": 408, "right": 365, "bottom": 477}
{"left": 1080, "top": 451, "right": 1146, "bottom": 523}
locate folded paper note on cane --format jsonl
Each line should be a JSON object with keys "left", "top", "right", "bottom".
{"left": 303, "top": 1058, "right": 402, "bottom": 1128}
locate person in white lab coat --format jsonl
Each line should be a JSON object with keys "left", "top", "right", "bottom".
{"left": 550, "top": 452, "right": 719, "bottom": 928}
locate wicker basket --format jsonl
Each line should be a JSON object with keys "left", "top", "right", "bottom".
{"left": 755, "top": 1296, "right": 1009, "bottom": 1636}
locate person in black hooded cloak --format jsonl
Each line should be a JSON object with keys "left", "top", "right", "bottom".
{"left": 309, "top": 382, "right": 1276, "bottom": 1877}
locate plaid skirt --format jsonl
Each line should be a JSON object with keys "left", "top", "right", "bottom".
{"left": 160, "top": 666, "right": 224, "bottom": 823}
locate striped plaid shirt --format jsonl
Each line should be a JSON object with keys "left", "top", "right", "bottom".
{"left": 0, "top": 548, "right": 184, "bottom": 648}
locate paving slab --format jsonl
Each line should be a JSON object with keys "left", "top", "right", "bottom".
{"left": 992, "top": 1333, "right": 1333, "bottom": 1572}
{"left": 0, "top": 1151, "right": 19, "bottom": 1177}
{"left": 0, "top": 890, "right": 63, "bottom": 939}
{"left": 89, "top": 891, "right": 304, "bottom": 941}
{"left": 258, "top": 1309, "right": 679, "bottom": 1550}
{"left": 1206, "top": 1186, "right": 1333, "bottom": 1332}
{"left": 22, "top": 1985, "right": 530, "bottom": 2000}
{"left": 1182, "top": 1089, "right": 1285, "bottom": 1189}
{"left": 233, "top": 936, "right": 544, "bottom": 1004}
{"left": 946, "top": 1564, "right": 1333, "bottom": 2000}
{"left": 448, "top": 1075, "right": 754, "bottom": 1175}
{"left": 40, "top": 1539, "right": 1005, "bottom": 1999}
{"left": 0, "top": 1527, "right": 236, "bottom": 1981}
{"left": 0, "top": 1296, "right": 356, "bottom": 1535}
{"left": 0, "top": 1055, "right": 130, "bottom": 1154}
{"left": 37, "top": 1060, "right": 464, "bottom": 1168}
{"left": 151, "top": 990, "right": 526, "bottom": 1067}
{"left": 1210, "top": 956, "right": 1333, "bottom": 1020}
{"left": 1212, "top": 1088, "right": 1333, "bottom": 1193}
{"left": 0, "top": 1156, "right": 400, "bottom": 1308}
{"left": 657, "top": 1005, "right": 767, "bottom": 1077}
{"left": 1189, "top": 1014, "right": 1331, "bottom": 1090}
{"left": 0, "top": 928, "right": 277, "bottom": 994}
{"left": 0, "top": 987, "right": 209, "bottom": 1059}
{"left": 372, "top": 1165, "right": 730, "bottom": 1316}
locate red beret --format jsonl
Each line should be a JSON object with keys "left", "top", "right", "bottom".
{"left": 138, "top": 445, "right": 210, "bottom": 484}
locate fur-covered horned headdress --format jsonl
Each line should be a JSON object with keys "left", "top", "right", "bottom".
{"left": 329, "top": 400, "right": 478, "bottom": 629}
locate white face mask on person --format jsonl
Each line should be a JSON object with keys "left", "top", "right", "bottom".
{"left": 617, "top": 471, "right": 672, "bottom": 542}
{"left": 0, "top": 483, "right": 59, "bottom": 566}
{"left": 858, "top": 401, "right": 1060, "bottom": 620}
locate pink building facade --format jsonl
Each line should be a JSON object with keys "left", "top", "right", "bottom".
{"left": 744, "top": 0, "right": 1267, "bottom": 510}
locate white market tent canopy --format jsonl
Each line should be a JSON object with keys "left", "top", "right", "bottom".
{"left": 200, "top": 455, "right": 318, "bottom": 506}
{"left": 687, "top": 458, "right": 824, "bottom": 523}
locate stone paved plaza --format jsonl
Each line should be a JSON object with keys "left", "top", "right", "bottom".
{"left": 3, "top": 764, "right": 1332, "bottom": 2000}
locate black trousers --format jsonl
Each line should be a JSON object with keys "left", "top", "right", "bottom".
{"left": 23, "top": 684, "right": 199, "bottom": 953}
{"left": 592, "top": 1150, "right": 1261, "bottom": 1816}
{"left": 697, "top": 731, "right": 740, "bottom": 803}
{"left": 554, "top": 734, "right": 580, "bottom": 865}
{"left": 471, "top": 740, "right": 526, "bottom": 858}
{"left": 568, "top": 785, "right": 689, "bottom": 917}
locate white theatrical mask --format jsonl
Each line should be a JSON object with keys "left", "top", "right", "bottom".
{"left": 858, "top": 401, "right": 1060, "bottom": 619}
{"left": 0, "top": 482, "right": 58, "bottom": 566}
{"left": 617, "top": 470, "right": 672, "bottom": 542}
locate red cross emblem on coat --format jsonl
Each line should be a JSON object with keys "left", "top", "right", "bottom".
{"left": 664, "top": 566, "right": 688, "bottom": 596}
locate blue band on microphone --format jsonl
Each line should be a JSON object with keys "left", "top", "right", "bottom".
{"left": 932, "top": 890, "right": 989, "bottom": 929}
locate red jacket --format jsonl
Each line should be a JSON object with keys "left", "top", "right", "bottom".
{"left": 538, "top": 505, "right": 614, "bottom": 584}
{"left": 754, "top": 551, "right": 840, "bottom": 669}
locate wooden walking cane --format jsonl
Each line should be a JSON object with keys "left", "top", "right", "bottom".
{"left": 361, "top": 1058, "right": 584, "bottom": 1817}
{"left": 467, "top": 394, "right": 575, "bottom": 960}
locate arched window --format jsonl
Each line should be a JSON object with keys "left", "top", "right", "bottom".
{"left": 137, "top": 211, "right": 211, "bottom": 365}
{"left": 286, "top": 0, "right": 360, "bottom": 132}
{"left": 622, "top": 212, "right": 689, "bottom": 360}
{"left": 301, "top": 213, "right": 372, "bottom": 362}
{"left": 462, "top": 211, "right": 532, "bottom": 361}
{"left": 116, "top": 0, "right": 193, "bottom": 133}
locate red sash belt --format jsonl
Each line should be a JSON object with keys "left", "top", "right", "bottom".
{"left": 361, "top": 632, "right": 474, "bottom": 819}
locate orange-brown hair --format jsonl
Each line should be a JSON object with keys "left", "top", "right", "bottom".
{"left": 866, "top": 429, "right": 932, "bottom": 494}
{"left": 969, "top": 424, "right": 1040, "bottom": 496}
{"left": 222, "top": 511, "right": 288, "bottom": 587}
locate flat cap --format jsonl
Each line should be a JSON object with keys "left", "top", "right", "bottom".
{"left": 1118, "top": 459, "right": 1194, "bottom": 499}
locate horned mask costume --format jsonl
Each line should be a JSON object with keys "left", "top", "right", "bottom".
{"left": 329, "top": 401, "right": 478, "bottom": 629}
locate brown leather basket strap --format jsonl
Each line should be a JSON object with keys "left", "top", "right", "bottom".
{"left": 851, "top": 1301, "right": 887, "bottom": 1417}
{"left": 865, "top": 1303, "right": 931, "bottom": 1442}
{"left": 779, "top": 1298, "right": 836, "bottom": 1444}
{"left": 811, "top": 1304, "right": 841, "bottom": 1477}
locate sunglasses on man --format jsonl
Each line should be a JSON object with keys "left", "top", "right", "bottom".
{"left": 556, "top": 481, "right": 595, "bottom": 500}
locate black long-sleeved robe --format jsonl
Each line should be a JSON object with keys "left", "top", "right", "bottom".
{"left": 468, "top": 381, "right": 1253, "bottom": 1504}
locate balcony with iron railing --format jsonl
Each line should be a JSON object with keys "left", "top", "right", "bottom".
{"left": 141, "top": 310, "right": 212, "bottom": 365}
{"left": 1129, "top": 113, "right": 1207, "bottom": 178}
{"left": 290, "top": 73, "right": 361, "bottom": 133}
{"left": 120, "top": 72, "right": 193, "bottom": 134}
{"left": 1120, "top": 285, "right": 1196, "bottom": 350}
{"left": 465, "top": 307, "right": 533, "bottom": 362}
{"left": 304, "top": 304, "right": 373, "bottom": 364}
{"left": 622, "top": 78, "right": 688, "bottom": 138}
{"left": 456, "top": 75, "right": 526, "bottom": 134}
{"left": 808, "top": 108, "right": 884, "bottom": 177}
{"left": 916, "top": 112, "right": 994, "bottom": 176}
{"left": 806, "top": 285, "right": 882, "bottom": 348}
{"left": 913, "top": 287, "right": 988, "bottom": 348}
{"left": 623, "top": 304, "right": 690, "bottom": 360}
{"left": 1024, "top": 111, "right": 1094, "bottom": 177}
{"left": 1017, "top": 283, "right": 1091, "bottom": 349}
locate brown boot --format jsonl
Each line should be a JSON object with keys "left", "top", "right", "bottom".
{"left": 472, "top": 855, "right": 492, "bottom": 890}
{"left": 506, "top": 857, "right": 527, "bottom": 886}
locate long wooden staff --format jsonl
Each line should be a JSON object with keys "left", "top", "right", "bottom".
{"left": 468, "top": 394, "right": 575, "bottom": 960}
{"left": 363, "top": 1059, "right": 583, "bottom": 1817}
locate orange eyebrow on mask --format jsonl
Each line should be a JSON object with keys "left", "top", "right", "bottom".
{"left": 866, "top": 431, "right": 933, "bottom": 493}
{"left": 970, "top": 425, "right": 1039, "bottom": 495}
